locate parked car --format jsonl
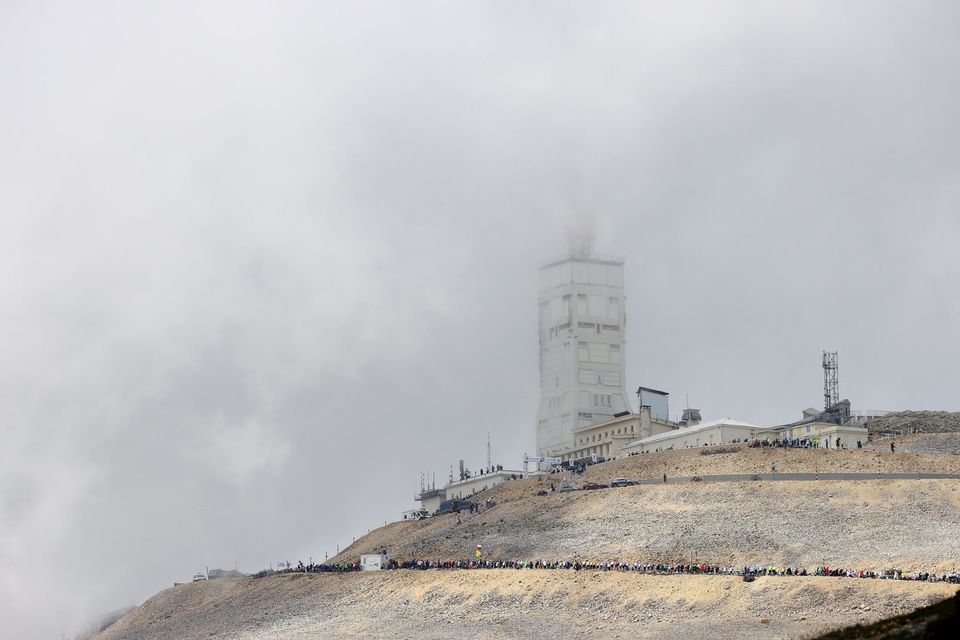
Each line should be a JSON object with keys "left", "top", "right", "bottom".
{"left": 610, "top": 478, "right": 638, "bottom": 487}
{"left": 558, "top": 484, "right": 577, "bottom": 493}
{"left": 435, "top": 499, "right": 474, "bottom": 515}
{"left": 581, "top": 482, "right": 609, "bottom": 490}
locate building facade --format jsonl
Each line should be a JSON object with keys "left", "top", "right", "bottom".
{"left": 444, "top": 469, "right": 522, "bottom": 500}
{"left": 560, "top": 406, "right": 678, "bottom": 463}
{"left": 621, "top": 418, "right": 869, "bottom": 453}
{"left": 414, "top": 487, "right": 446, "bottom": 514}
{"left": 537, "top": 254, "right": 630, "bottom": 455}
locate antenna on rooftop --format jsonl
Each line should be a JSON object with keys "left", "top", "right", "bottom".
{"left": 823, "top": 351, "right": 839, "bottom": 410}
{"left": 487, "top": 432, "right": 492, "bottom": 471}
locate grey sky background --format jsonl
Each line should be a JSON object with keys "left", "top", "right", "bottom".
{"left": 2, "top": 1, "right": 959, "bottom": 637}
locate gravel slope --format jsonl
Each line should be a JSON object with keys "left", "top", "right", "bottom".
{"left": 88, "top": 447, "right": 960, "bottom": 640}
{"left": 92, "top": 572, "right": 958, "bottom": 640}
{"left": 334, "top": 479, "right": 960, "bottom": 572}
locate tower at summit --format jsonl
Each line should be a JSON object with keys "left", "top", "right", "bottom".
{"left": 536, "top": 245, "right": 630, "bottom": 456}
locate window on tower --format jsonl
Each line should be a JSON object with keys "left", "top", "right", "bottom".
{"left": 610, "top": 345, "right": 621, "bottom": 364}
{"left": 578, "top": 342, "right": 589, "bottom": 362}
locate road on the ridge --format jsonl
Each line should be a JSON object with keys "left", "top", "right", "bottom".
{"left": 638, "top": 471, "right": 960, "bottom": 484}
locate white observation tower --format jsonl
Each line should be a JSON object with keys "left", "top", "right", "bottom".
{"left": 536, "top": 241, "right": 630, "bottom": 456}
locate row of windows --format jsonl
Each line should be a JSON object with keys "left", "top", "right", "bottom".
{"left": 565, "top": 444, "right": 610, "bottom": 460}
{"left": 578, "top": 369, "right": 622, "bottom": 387}
{"left": 539, "top": 262, "right": 623, "bottom": 290}
{"left": 576, "top": 294, "right": 620, "bottom": 320}
{"left": 578, "top": 342, "right": 621, "bottom": 364}
{"left": 540, "top": 294, "right": 622, "bottom": 327}
{"left": 593, "top": 393, "right": 613, "bottom": 408}
{"left": 577, "top": 424, "right": 636, "bottom": 445}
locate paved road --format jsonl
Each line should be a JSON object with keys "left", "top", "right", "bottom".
{"left": 632, "top": 472, "right": 960, "bottom": 485}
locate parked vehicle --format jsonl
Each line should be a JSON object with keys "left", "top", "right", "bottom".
{"left": 558, "top": 484, "right": 577, "bottom": 493}
{"left": 581, "top": 482, "right": 609, "bottom": 490}
{"left": 435, "top": 499, "right": 474, "bottom": 515}
{"left": 610, "top": 478, "right": 638, "bottom": 487}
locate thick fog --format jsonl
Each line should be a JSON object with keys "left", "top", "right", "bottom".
{"left": 1, "top": 1, "right": 959, "bottom": 637}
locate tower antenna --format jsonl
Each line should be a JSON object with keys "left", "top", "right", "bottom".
{"left": 823, "top": 351, "right": 839, "bottom": 410}
{"left": 487, "top": 432, "right": 492, "bottom": 471}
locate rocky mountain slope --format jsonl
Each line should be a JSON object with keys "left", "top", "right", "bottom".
{"left": 330, "top": 446, "right": 960, "bottom": 570}
{"left": 867, "top": 411, "right": 960, "bottom": 436}
{"left": 88, "top": 446, "right": 960, "bottom": 640}
{"left": 93, "top": 572, "right": 957, "bottom": 640}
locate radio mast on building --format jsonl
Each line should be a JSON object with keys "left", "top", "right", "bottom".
{"left": 823, "top": 351, "right": 839, "bottom": 410}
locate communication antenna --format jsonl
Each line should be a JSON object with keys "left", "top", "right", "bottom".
{"left": 487, "top": 432, "right": 492, "bottom": 471}
{"left": 823, "top": 351, "right": 839, "bottom": 410}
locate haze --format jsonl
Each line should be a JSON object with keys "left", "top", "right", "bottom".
{"left": 1, "top": 1, "right": 959, "bottom": 637}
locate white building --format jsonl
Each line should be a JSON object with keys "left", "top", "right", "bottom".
{"left": 444, "top": 469, "right": 522, "bottom": 500}
{"left": 537, "top": 252, "right": 630, "bottom": 455}
{"left": 561, "top": 406, "right": 679, "bottom": 462}
{"left": 621, "top": 418, "right": 869, "bottom": 453}
{"left": 774, "top": 421, "right": 869, "bottom": 448}
{"left": 621, "top": 418, "right": 765, "bottom": 453}
{"left": 414, "top": 487, "right": 446, "bottom": 514}
{"left": 360, "top": 553, "right": 390, "bottom": 571}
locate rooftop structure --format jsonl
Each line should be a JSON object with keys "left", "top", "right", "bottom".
{"left": 637, "top": 386, "right": 669, "bottom": 422}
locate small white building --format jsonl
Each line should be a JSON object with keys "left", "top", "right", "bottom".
{"left": 622, "top": 418, "right": 765, "bottom": 453}
{"left": 360, "top": 553, "right": 390, "bottom": 571}
{"left": 778, "top": 421, "right": 868, "bottom": 448}
{"left": 445, "top": 469, "right": 522, "bottom": 500}
{"left": 415, "top": 487, "right": 446, "bottom": 514}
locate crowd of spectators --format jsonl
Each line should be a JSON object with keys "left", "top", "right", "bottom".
{"left": 747, "top": 436, "right": 863, "bottom": 450}
{"left": 257, "top": 558, "right": 960, "bottom": 584}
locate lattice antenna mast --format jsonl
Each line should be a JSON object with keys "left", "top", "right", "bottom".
{"left": 823, "top": 351, "right": 839, "bottom": 410}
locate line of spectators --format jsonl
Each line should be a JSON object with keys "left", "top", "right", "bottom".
{"left": 748, "top": 436, "right": 863, "bottom": 450}
{"left": 257, "top": 559, "right": 960, "bottom": 584}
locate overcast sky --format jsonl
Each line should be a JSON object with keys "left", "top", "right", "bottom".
{"left": 2, "top": 1, "right": 959, "bottom": 637}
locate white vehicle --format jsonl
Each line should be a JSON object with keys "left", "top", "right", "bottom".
{"left": 401, "top": 509, "right": 429, "bottom": 521}
{"left": 191, "top": 572, "right": 207, "bottom": 582}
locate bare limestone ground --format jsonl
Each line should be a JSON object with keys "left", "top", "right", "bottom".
{"left": 94, "top": 571, "right": 957, "bottom": 640}
{"left": 332, "top": 447, "right": 960, "bottom": 573}
{"left": 334, "top": 480, "right": 960, "bottom": 573}
{"left": 865, "top": 432, "right": 960, "bottom": 456}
